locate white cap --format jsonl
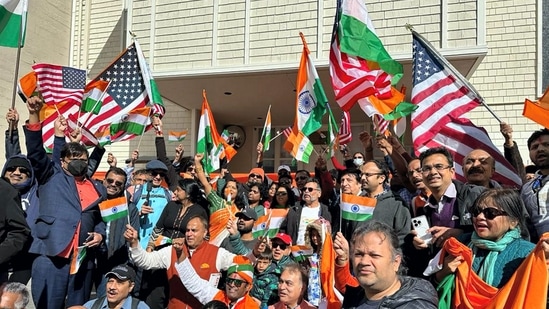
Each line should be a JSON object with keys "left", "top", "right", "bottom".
{"left": 277, "top": 165, "right": 291, "bottom": 173}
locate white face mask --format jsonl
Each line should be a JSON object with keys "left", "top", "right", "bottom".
{"left": 353, "top": 158, "right": 364, "bottom": 166}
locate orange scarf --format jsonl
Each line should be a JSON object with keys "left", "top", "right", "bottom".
{"left": 440, "top": 233, "right": 548, "bottom": 308}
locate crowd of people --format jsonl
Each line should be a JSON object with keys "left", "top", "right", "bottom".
{"left": 1, "top": 96, "right": 549, "bottom": 309}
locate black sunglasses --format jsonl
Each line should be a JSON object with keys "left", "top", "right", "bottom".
{"left": 470, "top": 207, "right": 508, "bottom": 220}
{"left": 226, "top": 277, "right": 247, "bottom": 288}
{"left": 302, "top": 187, "right": 317, "bottom": 192}
{"left": 6, "top": 166, "right": 30, "bottom": 175}
{"left": 276, "top": 192, "right": 288, "bottom": 196}
{"left": 249, "top": 173, "right": 262, "bottom": 179}
{"left": 272, "top": 243, "right": 288, "bottom": 250}
{"left": 106, "top": 178, "right": 124, "bottom": 187}
{"left": 151, "top": 171, "right": 166, "bottom": 177}
{"left": 295, "top": 176, "right": 308, "bottom": 181}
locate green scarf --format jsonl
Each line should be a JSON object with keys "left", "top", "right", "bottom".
{"left": 469, "top": 228, "right": 521, "bottom": 286}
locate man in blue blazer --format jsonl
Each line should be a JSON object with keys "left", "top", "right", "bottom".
{"left": 23, "top": 97, "right": 107, "bottom": 309}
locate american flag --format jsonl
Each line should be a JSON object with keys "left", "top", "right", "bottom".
{"left": 329, "top": 0, "right": 393, "bottom": 112}
{"left": 373, "top": 114, "right": 389, "bottom": 136}
{"left": 410, "top": 31, "right": 481, "bottom": 148}
{"left": 32, "top": 64, "right": 86, "bottom": 105}
{"left": 410, "top": 31, "right": 521, "bottom": 188}
{"left": 338, "top": 110, "right": 352, "bottom": 144}
{"left": 282, "top": 126, "right": 292, "bottom": 138}
{"left": 80, "top": 42, "right": 163, "bottom": 141}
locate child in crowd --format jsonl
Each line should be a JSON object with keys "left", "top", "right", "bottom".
{"left": 250, "top": 247, "right": 279, "bottom": 308}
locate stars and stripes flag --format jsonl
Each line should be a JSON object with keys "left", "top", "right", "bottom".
{"left": 373, "top": 114, "right": 389, "bottom": 136}
{"left": 410, "top": 30, "right": 521, "bottom": 188}
{"left": 32, "top": 64, "right": 86, "bottom": 106}
{"left": 338, "top": 110, "right": 352, "bottom": 144}
{"left": 282, "top": 126, "right": 292, "bottom": 138}
{"left": 80, "top": 41, "right": 164, "bottom": 142}
{"left": 329, "top": 0, "right": 402, "bottom": 112}
{"left": 410, "top": 31, "right": 481, "bottom": 148}
{"left": 39, "top": 101, "right": 80, "bottom": 152}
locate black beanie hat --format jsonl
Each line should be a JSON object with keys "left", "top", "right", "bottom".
{"left": 4, "top": 157, "right": 32, "bottom": 174}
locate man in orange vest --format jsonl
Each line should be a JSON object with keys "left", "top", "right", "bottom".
{"left": 175, "top": 253, "right": 259, "bottom": 308}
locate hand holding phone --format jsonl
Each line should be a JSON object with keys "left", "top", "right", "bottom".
{"left": 412, "top": 215, "right": 433, "bottom": 245}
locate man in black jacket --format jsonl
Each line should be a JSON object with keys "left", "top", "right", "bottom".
{"left": 336, "top": 221, "right": 438, "bottom": 309}
{"left": 280, "top": 178, "right": 331, "bottom": 245}
{"left": 0, "top": 176, "right": 31, "bottom": 284}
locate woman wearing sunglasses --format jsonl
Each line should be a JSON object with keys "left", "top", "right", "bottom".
{"left": 434, "top": 189, "right": 534, "bottom": 288}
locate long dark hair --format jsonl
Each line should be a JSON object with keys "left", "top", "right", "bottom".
{"left": 177, "top": 178, "right": 205, "bottom": 205}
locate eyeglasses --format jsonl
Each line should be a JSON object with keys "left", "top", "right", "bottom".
{"left": 272, "top": 243, "right": 288, "bottom": 250}
{"left": 250, "top": 190, "right": 260, "bottom": 194}
{"left": 279, "top": 180, "right": 291, "bottom": 185}
{"left": 353, "top": 156, "right": 364, "bottom": 159}
{"left": 295, "top": 176, "right": 308, "bottom": 181}
{"left": 302, "top": 187, "right": 318, "bottom": 192}
{"left": 106, "top": 178, "right": 124, "bottom": 187}
{"left": 470, "top": 206, "right": 508, "bottom": 220}
{"left": 186, "top": 167, "right": 195, "bottom": 172}
{"left": 420, "top": 164, "right": 452, "bottom": 174}
{"left": 361, "top": 172, "right": 383, "bottom": 178}
{"left": 6, "top": 166, "right": 30, "bottom": 175}
{"left": 249, "top": 173, "right": 262, "bottom": 179}
{"left": 276, "top": 192, "right": 288, "bottom": 196}
{"left": 151, "top": 171, "right": 166, "bottom": 177}
{"left": 226, "top": 278, "right": 247, "bottom": 288}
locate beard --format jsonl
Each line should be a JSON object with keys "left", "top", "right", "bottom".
{"left": 238, "top": 225, "right": 253, "bottom": 234}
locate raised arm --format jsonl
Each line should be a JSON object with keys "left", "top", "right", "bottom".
{"left": 23, "top": 97, "right": 53, "bottom": 185}
{"left": 153, "top": 116, "right": 180, "bottom": 189}
{"left": 500, "top": 122, "right": 526, "bottom": 183}
{"left": 5, "top": 108, "right": 21, "bottom": 158}
{"left": 194, "top": 153, "right": 213, "bottom": 196}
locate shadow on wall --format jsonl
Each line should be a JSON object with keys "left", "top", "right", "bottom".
{"left": 88, "top": 11, "right": 127, "bottom": 79}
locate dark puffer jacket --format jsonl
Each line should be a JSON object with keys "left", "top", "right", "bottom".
{"left": 342, "top": 276, "right": 438, "bottom": 309}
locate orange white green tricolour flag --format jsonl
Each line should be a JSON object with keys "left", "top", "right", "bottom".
{"left": 69, "top": 245, "right": 86, "bottom": 275}
{"left": 340, "top": 194, "right": 376, "bottom": 221}
{"left": 168, "top": 130, "right": 188, "bottom": 142}
{"left": 291, "top": 245, "right": 314, "bottom": 262}
{"left": 98, "top": 196, "right": 128, "bottom": 222}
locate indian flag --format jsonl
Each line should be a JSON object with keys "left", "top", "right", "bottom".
{"left": 81, "top": 80, "right": 109, "bottom": 115}
{"left": 252, "top": 214, "right": 270, "bottom": 239}
{"left": 95, "top": 124, "right": 111, "bottom": 146}
{"left": 284, "top": 130, "right": 314, "bottom": 164}
{"left": 265, "top": 208, "right": 289, "bottom": 238}
{"left": 295, "top": 32, "right": 327, "bottom": 136}
{"left": 110, "top": 107, "right": 151, "bottom": 136}
{"left": 98, "top": 196, "right": 129, "bottom": 222}
{"left": 260, "top": 106, "right": 272, "bottom": 151}
{"left": 168, "top": 130, "right": 188, "bottom": 142}
{"left": 154, "top": 235, "right": 172, "bottom": 247}
{"left": 135, "top": 40, "right": 165, "bottom": 116}
{"left": 0, "top": 0, "right": 27, "bottom": 47}
{"left": 197, "top": 90, "right": 237, "bottom": 173}
{"left": 69, "top": 245, "right": 87, "bottom": 275}
{"left": 291, "top": 245, "right": 314, "bottom": 262}
{"left": 17, "top": 70, "right": 36, "bottom": 102}
{"left": 340, "top": 194, "right": 376, "bottom": 221}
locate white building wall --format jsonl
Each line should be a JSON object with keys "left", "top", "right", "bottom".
{"left": 0, "top": 0, "right": 72, "bottom": 160}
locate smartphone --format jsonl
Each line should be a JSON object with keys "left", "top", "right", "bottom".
{"left": 412, "top": 215, "right": 432, "bottom": 245}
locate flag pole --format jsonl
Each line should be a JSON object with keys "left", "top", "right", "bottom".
{"left": 405, "top": 24, "right": 502, "bottom": 123}
{"left": 8, "top": 0, "right": 28, "bottom": 139}
{"left": 269, "top": 130, "right": 285, "bottom": 143}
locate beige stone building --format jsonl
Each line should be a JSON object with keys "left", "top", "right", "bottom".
{"left": 1, "top": 0, "right": 546, "bottom": 174}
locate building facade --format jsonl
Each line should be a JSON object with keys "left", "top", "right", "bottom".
{"left": 1, "top": 0, "right": 545, "bottom": 173}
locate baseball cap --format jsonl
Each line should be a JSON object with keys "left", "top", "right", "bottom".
{"left": 105, "top": 264, "right": 136, "bottom": 282}
{"left": 272, "top": 233, "right": 292, "bottom": 245}
{"left": 235, "top": 207, "right": 258, "bottom": 221}
{"left": 277, "top": 165, "right": 291, "bottom": 174}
